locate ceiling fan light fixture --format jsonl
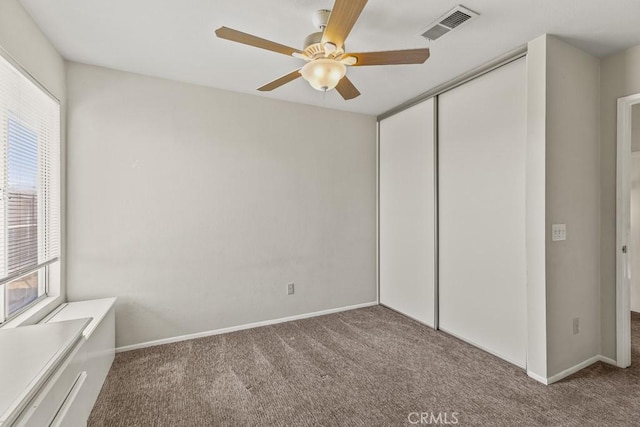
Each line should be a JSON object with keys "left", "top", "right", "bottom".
{"left": 300, "top": 58, "right": 346, "bottom": 91}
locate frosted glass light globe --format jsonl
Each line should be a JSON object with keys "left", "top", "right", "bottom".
{"left": 300, "top": 58, "right": 347, "bottom": 92}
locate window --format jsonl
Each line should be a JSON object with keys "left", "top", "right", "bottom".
{"left": 0, "top": 53, "right": 60, "bottom": 323}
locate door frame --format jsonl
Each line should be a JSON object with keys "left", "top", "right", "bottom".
{"left": 616, "top": 93, "right": 640, "bottom": 368}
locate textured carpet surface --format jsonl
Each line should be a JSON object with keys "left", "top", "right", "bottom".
{"left": 89, "top": 308, "right": 640, "bottom": 426}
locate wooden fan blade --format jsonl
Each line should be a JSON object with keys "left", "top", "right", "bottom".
{"left": 215, "top": 27, "right": 302, "bottom": 56}
{"left": 257, "top": 69, "right": 302, "bottom": 91}
{"left": 347, "top": 48, "right": 430, "bottom": 66}
{"left": 322, "top": 0, "right": 368, "bottom": 49}
{"left": 335, "top": 76, "right": 361, "bottom": 100}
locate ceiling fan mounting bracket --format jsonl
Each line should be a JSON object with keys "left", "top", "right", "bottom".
{"left": 303, "top": 32, "right": 323, "bottom": 50}
{"left": 312, "top": 9, "right": 331, "bottom": 31}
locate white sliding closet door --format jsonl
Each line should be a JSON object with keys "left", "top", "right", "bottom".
{"left": 379, "top": 98, "right": 435, "bottom": 326}
{"left": 438, "top": 59, "right": 527, "bottom": 367}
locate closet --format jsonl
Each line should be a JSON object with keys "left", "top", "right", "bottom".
{"left": 438, "top": 58, "right": 527, "bottom": 367}
{"left": 379, "top": 98, "right": 436, "bottom": 326}
{"left": 378, "top": 58, "right": 527, "bottom": 367}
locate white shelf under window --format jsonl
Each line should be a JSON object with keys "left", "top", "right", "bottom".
{"left": 0, "top": 297, "right": 116, "bottom": 426}
{"left": 0, "top": 318, "right": 90, "bottom": 426}
{"left": 42, "top": 298, "right": 116, "bottom": 338}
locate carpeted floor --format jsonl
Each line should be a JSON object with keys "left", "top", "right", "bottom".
{"left": 89, "top": 308, "right": 640, "bottom": 426}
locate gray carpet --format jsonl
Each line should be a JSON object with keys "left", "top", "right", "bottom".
{"left": 89, "top": 307, "right": 640, "bottom": 426}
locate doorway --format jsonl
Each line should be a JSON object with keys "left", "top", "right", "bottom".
{"left": 616, "top": 94, "right": 640, "bottom": 368}
{"left": 630, "top": 104, "right": 640, "bottom": 364}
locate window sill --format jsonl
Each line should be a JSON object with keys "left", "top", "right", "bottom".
{"left": 1, "top": 295, "right": 63, "bottom": 328}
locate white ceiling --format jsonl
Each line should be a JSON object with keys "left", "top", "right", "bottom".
{"left": 18, "top": 0, "right": 640, "bottom": 116}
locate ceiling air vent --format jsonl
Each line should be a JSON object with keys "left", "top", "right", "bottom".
{"left": 420, "top": 5, "right": 479, "bottom": 41}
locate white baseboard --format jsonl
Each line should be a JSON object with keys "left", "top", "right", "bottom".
{"left": 116, "top": 301, "right": 378, "bottom": 353}
{"left": 599, "top": 355, "right": 618, "bottom": 366}
{"left": 526, "top": 370, "right": 549, "bottom": 385}
{"left": 438, "top": 327, "right": 526, "bottom": 370}
{"left": 379, "top": 304, "right": 435, "bottom": 329}
{"left": 543, "top": 355, "right": 616, "bottom": 385}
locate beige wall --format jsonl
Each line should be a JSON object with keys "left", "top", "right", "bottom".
{"left": 632, "top": 106, "right": 640, "bottom": 152}
{"left": 526, "top": 35, "right": 601, "bottom": 380}
{"left": 600, "top": 44, "right": 640, "bottom": 359}
{"left": 544, "top": 35, "right": 601, "bottom": 376}
{"left": 0, "top": 0, "right": 67, "bottom": 323}
{"left": 65, "top": 62, "right": 377, "bottom": 348}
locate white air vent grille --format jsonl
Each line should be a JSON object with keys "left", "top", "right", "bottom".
{"left": 440, "top": 10, "right": 473, "bottom": 29}
{"left": 420, "top": 5, "right": 479, "bottom": 41}
{"left": 421, "top": 24, "right": 450, "bottom": 41}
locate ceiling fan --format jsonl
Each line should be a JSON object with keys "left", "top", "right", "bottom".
{"left": 215, "top": 0, "right": 430, "bottom": 100}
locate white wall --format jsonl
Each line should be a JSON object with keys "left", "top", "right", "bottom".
{"left": 0, "top": 0, "right": 67, "bottom": 324}
{"left": 65, "top": 62, "right": 377, "bottom": 348}
{"left": 600, "top": 43, "right": 640, "bottom": 359}
{"left": 526, "top": 35, "right": 601, "bottom": 378}
{"left": 379, "top": 98, "right": 435, "bottom": 326}
{"left": 438, "top": 58, "right": 527, "bottom": 368}
{"left": 0, "top": 0, "right": 65, "bottom": 100}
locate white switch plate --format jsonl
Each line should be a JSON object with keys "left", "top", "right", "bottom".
{"left": 552, "top": 224, "right": 567, "bottom": 241}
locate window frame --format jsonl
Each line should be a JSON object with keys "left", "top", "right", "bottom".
{"left": 2, "top": 266, "right": 48, "bottom": 322}
{"left": 0, "top": 46, "right": 61, "bottom": 325}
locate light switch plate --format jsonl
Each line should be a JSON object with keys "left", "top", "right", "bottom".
{"left": 552, "top": 224, "right": 567, "bottom": 241}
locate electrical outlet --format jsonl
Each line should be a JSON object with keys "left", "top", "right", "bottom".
{"left": 572, "top": 317, "right": 580, "bottom": 335}
{"left": 287, "top": 283, "right": 295, "bottom": 295}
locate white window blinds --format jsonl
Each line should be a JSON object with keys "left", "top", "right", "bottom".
{"left": 0, "top": 54, "right": 60, "bottom": 284}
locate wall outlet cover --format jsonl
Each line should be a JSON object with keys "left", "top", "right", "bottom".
{"left": 552, "top": 224, "right": 567, "bottom": 241}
